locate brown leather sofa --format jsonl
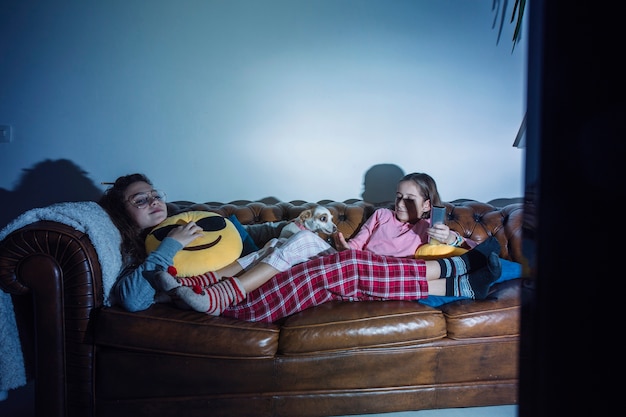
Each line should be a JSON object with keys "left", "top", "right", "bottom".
{"left": 0, "top": 198, "right": 524, "bottom": 417}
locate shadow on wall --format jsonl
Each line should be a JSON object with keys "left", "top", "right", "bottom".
{"left": 0, "top": 159, "right": 104, "bottom": 229}
{"left": 361, "top": 163, "right": 405, "bottom": 207}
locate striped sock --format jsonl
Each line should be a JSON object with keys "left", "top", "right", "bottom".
{"left": 170, "top": 277, "right": 246, "bottom": 316}
{"left": 445, "top": 252, "right": 502, "bottom": 299}
{"left": 204, "top": 277, "right": 246, "bottom": 315}
{"left": 437, "top": 236, "right": 500, "bottom": 278}
{"left": 149, "top": 270, "right": 181, "bottom": 292}
{"left": 177, "top": 272, "right": 220, "bottom": 288}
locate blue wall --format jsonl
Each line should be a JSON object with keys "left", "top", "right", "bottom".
{"left": 0, "top": 0, "right": 526, "bottom": 224}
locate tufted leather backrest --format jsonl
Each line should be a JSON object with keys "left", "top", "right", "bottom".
{"left": 444, "top": 201, "right": 523, "bottom": 262}
{"left": 166, "top": 199, "right": 524, "bottom": 263}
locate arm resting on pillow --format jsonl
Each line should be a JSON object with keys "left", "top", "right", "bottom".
{"left": 113, "top": 237, "right": 182, "bottom": 312}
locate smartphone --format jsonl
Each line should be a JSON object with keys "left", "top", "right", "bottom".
{"left": 429, "top": 206, "right": 446, "bottom": 244}
{"left": 430, "top": 206, "right": 446, "bottom": 226}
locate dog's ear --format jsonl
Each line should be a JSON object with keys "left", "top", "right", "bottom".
{"left": 298, "top": 209, "right": 313, "bottom": 221}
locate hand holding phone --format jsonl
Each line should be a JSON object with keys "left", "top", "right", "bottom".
{"left": 429, "top": 206, "right": 446, "bottom": 244}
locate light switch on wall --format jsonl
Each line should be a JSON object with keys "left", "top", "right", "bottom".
{"left": 0, "top": 125, "right": 12, "bottom": 143}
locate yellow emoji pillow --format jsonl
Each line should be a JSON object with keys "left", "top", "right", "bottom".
{"left": 414, "top": 243, "right": 468, "bottom": 260}
{"left": 145, "top": 211, "right": 243, "bottom": 277}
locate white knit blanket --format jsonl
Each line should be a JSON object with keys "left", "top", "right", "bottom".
{"left": 0, "top": 201, "right": 122, "bottom": 398}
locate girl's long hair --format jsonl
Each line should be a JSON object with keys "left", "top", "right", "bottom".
{"left": 99, "top": 173, "right": 153, "bottom": 269}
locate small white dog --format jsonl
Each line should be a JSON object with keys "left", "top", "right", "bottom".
{"left": 279, "top": 205, "right": 337, "bottom": 240}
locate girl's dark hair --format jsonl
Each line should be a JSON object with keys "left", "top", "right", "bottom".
{"left": 98, "top": 173, "right": 153, "bottom": 269}
{"left": 399, "top": 172, "right": 443, "bottom": 219}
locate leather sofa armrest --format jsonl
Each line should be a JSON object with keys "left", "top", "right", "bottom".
{"left": 0, "top": 220, "right": 103, "bottom": 417}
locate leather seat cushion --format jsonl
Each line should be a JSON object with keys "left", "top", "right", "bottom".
{"left": 278, "top": 300, "right": 447, "bottom": 355}
{"left": 441, "top": 280, "right": 521, "bottom": 339}
{"left": 95, "top": 304, "right": 280, "bottom": 358}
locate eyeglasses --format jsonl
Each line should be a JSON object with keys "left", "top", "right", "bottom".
{"left": 126, "top": 190, "right": 167, "bottom": 209}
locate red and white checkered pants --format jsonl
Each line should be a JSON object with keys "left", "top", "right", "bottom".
{"left": 222, "top": 249, "right": 428, "bottom": 323}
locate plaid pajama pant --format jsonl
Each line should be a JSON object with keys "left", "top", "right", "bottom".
{"left": 222, "top": 249, "right": 428, "bottom": 323}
